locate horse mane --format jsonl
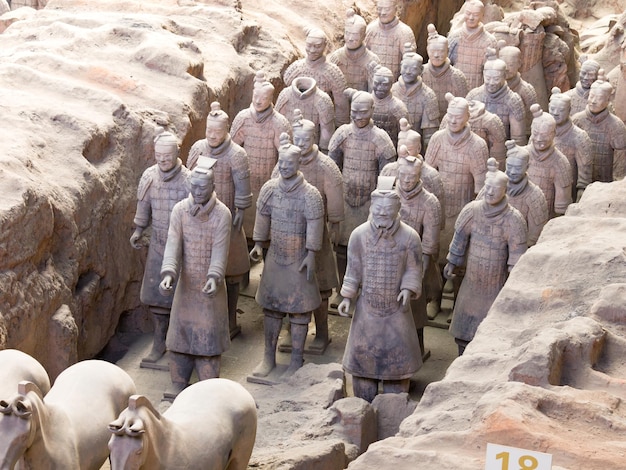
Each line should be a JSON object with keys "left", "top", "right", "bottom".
{"left": 128, "top": 395, "right": 161, "bottom": 419}
{"left": 17, "top": 381, "right": 43, "bottom": 400}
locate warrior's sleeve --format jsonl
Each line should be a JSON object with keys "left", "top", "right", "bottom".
{"left": 328, "top": 64, "right": 350, "bottom": 126}
{"left": 425, "top": 131, "right": 442, "bottom": 169}
{"left": 526, "top": 185, "right": 549, "bottom": 246}
{"left": 187, "top": 140, "right": 206, "bottom": 170}
{"left": 274, "top": 89, "right": 289, "bottom": 118}
{"left": 340, "top": 229, "right": 364, "bottom": 299}
{"left": 317, "top": 92, "right": 336, "bottom": 151}
{"left": 553, "top": 152, "right": 573, "bottom": 215}
{"left": 470, "top": 138, "right": 489, "bottom": 193}
{"left": 447, "top": 202, "right": 475, "bottom": 267}
{"left": 509, "top": 94, "right": 527, "bottom": 145}
{"left": 232, "top": 147, "right": 253, "bottom": 210}
{"left": 452, "top": 67, "right": 469, "bottom": 97}
{"left": 506, "top": 207, "right": 528, "bottom": 269}
{"left": 447, "top": 30, "right": 460, "bottom": 65}
{"left": 374, "top": 129, "right": 397, "bottom": 172}
{"left": 134, "top": 168, "right": 154, "bottom": 228}
{"left": 253, "top": 182, "right": 274, "bottom": 242}
{"left": 304, "top": 185, "right": 325, "bottom": 252}
{"left": 421, "top": 193, "right": 441, "bottom": 256}
{"left": 230, "top": 110, "right": 247, "bottom": 146}
{"left": 401, "top": 226, "right": 423, "bottom": 299}
{"left": 272, "top": 112, "right": 293, "bottom": 149}
{"left": 160, "top": 202, "right": 184, "bottom": 281}
{"left": 321, "top": 157, "right": 345, "bottom": 223}
{"left": 328, "top": 125, "right": 348, "bottom": 170}
{"left": 575, "top": 129, "right": 592, "bottom": 190}
{"left": 207, "top": 206, "right": 232, "bottom": 283}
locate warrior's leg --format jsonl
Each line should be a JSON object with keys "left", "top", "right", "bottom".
{"left": 142, "top": 307, "right": 169, "bottom": 363}
{"left": 352, "top": 376, "right": 379, "bottom": 403}
{"left": 252, "top": 310, "right": 283, "bottom": 377}
{"left": 196, "top": 355, "right": 221, "bottom": 380}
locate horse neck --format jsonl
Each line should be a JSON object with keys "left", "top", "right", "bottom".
{"left": 24, "top": 395, "right": 72, "bottom": 470}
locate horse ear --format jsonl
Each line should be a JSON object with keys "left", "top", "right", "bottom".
{"left": 0, "top": 400, "right": 11, "bottom": 415}
{"left": 108, "top": 415, "right": 126, "bottom": 435}
{"left": 128, "top": 395, "right": 160, "bottom": 418}
{"left": 14, "top": 399, "right": 33, "bottom": 419}
{"left": 17, "top": 381, "right": 43, "bottom": 399}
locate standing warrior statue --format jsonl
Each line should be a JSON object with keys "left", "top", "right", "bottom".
{"left": 392, "top": 44, "right": 440, "bottom": 150}
{"left": 283, "top": 27, "right": 349, "bottom": 126}
{"left": 572, "top": 76, "right": 626, "bottom": 183}
{"left": 549, "top": 87, "right": 592, "bottom": 202}
{"left": 250, "top": 134, "right": 325, "bottom": 378}
{"left": 159, "top": 159, "right": 232, "bottom": 399}
{"left": 338, "top": 178, "right": 423, "bottom": 402}
{"left": 447, "top": 0, "right": 497, "bottom": 90}
{"left": 329, "top": 89, "right": 396, "bottom": 284}
{"left": 527, "top": 104, "right": 573, "bottom": 218}
{"left": 130, "top": 129, "right": 189, "bottom": 366}
{"left": 445, "top": 158, "right": 527, "bottom": 355}
{"left": 365, "top": 0, "right": 416, "bottom": 80}
{"left": 231, "top": 71, "right": 291, "bottom": 243}
{"left": 187, "top": 102, "right": 252, "bottom": 338}
{"left": 274, "top": 110, "right": 344, "bottom": 354}
{"left": 564, "top": 58, "right": 600, "bottom": 116}
{"left": 371, "top": 64, "right": 409, "bottom": 148}
{"left": 422, "top": 24, "right": 468, "bottom": 119}
{"left": 329, "top": 8, "right": 381, "bottom": 92}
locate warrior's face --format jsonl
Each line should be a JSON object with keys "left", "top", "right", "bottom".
{"left": 484, "top": 68, "right": 505, "bottom": 94}
{"left": 579, "top": 65, "right": 598, "bottom": 90}
{"left": 372, "top": 74, "right": 393, "bottom": 99}
{"left": 305, "top": 36, "right": 326, "bottom": 61}
{"left": 549, "top": 100, "right": 570, "bottom": 126}
{"left": 427, "top": 42, "right": 447, "bottom": 68}
{"left": 345, "top": 26, "right": 365, "bottom": 50}
{"left": 351, "top": 99, "right": 374, "bottom": 128}
{"left": 370, "top": 196, "right": 399, "bottom": 228}
{"left": 154, "top": 142, "right": 178, "bottom": 172}
{"left": 483, "top": 178, "right": 507, "bottom": 205}
{"left": 531, "top": 128, "right": 555, "bottom": 152}
{"left": 398, "top": 165, "right": 421, "bottom": 192}
{"left": 278, "top": 152, "right": 300, "bottom": 180}
{"left": 587, "top": 88, "right": 610, "bottom": 114}
{"left": 376, "top": 0, "right": 396, "bottom": 24}
{"left": 505, "top": 157, "right": 527, "bottom": 184}
{"left": 252, "top": 88, "right": 273, "bottom": 113}
{"left": 400, "top": 58, "right": 421, "bottom": 84}
{"left": 205, "top": 120, "right": 228, "bottom": 148}
{"left": 446, "top": 106, "right": 469, "bottom": 134}
{"left": 464, "top": 3, "right": 483, "bottom": 29}
{"left": 500, "top": 51, "right": 520, "bottom": 80}
{"left": 189, "top": 173, "right": 214, "bottom": 205}
{"left": 293, "top": 128, "right": 315, "bottom": 155}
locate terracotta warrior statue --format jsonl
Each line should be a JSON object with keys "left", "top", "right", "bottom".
{"left": 466, "top": 48, "right": 527, "bottom": 146}
{"left": 564, "top": 58, "right": 600, "bottom": 116}
{"left": 130, "top": 129, "right": 189, "bottom": 366}
{"left": 231, "top": 71, "right": 291, "bottom": 243}
{"left": 549, "top": 87, "right": 592, "bottom": 202}
{"left": 338, "top": 178, "right": 423, "bottom": 402}
{"left": 274, "top": 110, "right": 344, "bottom": 354}
{"left": 275, "top": 76, "right": 335, "bottom": 152}
{"left": 328, "top": 8, "right": 381, "bottom": 92}
{"left": 329, "top": 89, "right": 396, "bottom": 284}
{"left": 396, "top": 154, "right": 442, "bottom": 359}
{"left": 371, "top": 64, "right": 409, "bottom": 148}
{"left": 499, "top": 43, "right": 539, "bottom": 140}
{"left": 159, "top": 159, "right": 232, "bottom": 399}
{"left": 284, "top": 27, "right": 349, "bottom": 126}
{"left": 187, "top": 102, "right": 252, "bottom": 338}
{"left": 440, "top": 99, "right": 507, "bottom": 169}
{"left": 526, "top": 104, "right": 573, "bottom": 218}
{"left": 502, "top": 141, "right": 549, "bottom": 247}
{"left": 572, "top": 77, "right": 626, "bottom": 183}
{"left": 422, "top": 24, "right": 468, "bottom": 118}
{"left": 250, "top": 133, "right": 324, "bottom": 378}
{"left": 447, "top": 0, "right": 497, "bottom": 90}
{"left": 445, "top": 157, "right": 527, "bottom": 355}
{"left": 365, "top": 0, "right": 416, "bottom": 80}
{"left": 425, "top": 94, "right": 488, "bottom": 314}
{"left": 392, "top": 44, "right": 440, "bottom": 149}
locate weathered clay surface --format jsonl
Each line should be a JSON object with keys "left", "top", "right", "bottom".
{"left": 349, "top": 179, "right": 626, "bottom": 469}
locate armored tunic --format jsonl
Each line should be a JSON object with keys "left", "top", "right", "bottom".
{"left": 329, "top": 121, "right": 396, "bottom": 245}
{"left": 381, "top": 160, "right": 446, "bottom": 230}
{"left": 466, "top": 83, "right": 526, "bottom": 145}
{"left": 554, "top": 119, "right": 592, "bottom": 200}
{"left": 572, "top": 107, "right": 626, "bottom": 183}
{"left": 365, "top": 17, "right": 416, "bottom": 80}
{"left": 391, "top": 78, "right": 440, "bottom": 147}
{"left": 161, "top": 194, "right": 231, "bottom": 356}
{"left": 328, "top": 45, "right": 381, "bottom": 92}
{"left": 283, "top": 57, "right": 349, "bottom": 125}
{"left": 372, "top": 93, "right": 409, "bottom": 148}
{"left": 134, "top": 161, "right": 189, "bottom": 308}
{"left": 448, "top": 199, "right": 527, "bottom": 343}
{"left": 506, "top": 177, "right": 549, "bottom": 246}
{"left": 187, "top": 136, "right": 252, "bottom": 278}
{"left": 448, "top": 24, "right": 497, "bottom": 90}
{"left": 253, "top": 173, "right": 324, "bottom": 313}
{"left": 563, "top": 82, "right": 590, "bottom": 116}
{"left": 275, "top": 78, "right": 335, "bottom": 151}
{"left": 526, "top": 143, "right": 572, "bottom": 217}
{"left": 231, "top": 105, "right": 291, "bottom": 238}
{"left": 341, "top": 217, "right": 423, "bottom": 380}
{"left": 272, "top": 147, "right": 344, "bottom": 292}
{"left": 508, "top": 74, "right": 539, "bottom": 138}
{"left": 397, "top": 183, "right": 442, "bottom": 328}
{"left": 423, "top": 59, "right": 469, "bottom": 117}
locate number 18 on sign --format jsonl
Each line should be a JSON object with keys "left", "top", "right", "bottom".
{"left": 485, "top": 443, "right": 552, "bottom": 470}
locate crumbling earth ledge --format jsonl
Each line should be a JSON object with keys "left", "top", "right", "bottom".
{"left": 349, "top": 179, "right": 626, "bottom": 469}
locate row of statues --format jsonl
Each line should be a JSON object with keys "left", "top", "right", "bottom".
{"left": 129, "top": 0, "right": 626, "bottom": 403}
